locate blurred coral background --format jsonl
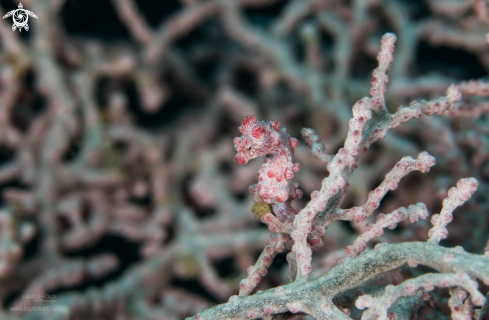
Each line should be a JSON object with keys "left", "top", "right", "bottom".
{"left": 0, "top": 0, "right": 488, "bottom": 319}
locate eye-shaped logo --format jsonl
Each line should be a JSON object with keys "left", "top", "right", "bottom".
{"left": 2, "top": 3, "right": 37, "bottom": 32}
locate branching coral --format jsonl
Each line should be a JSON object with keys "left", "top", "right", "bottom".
{"left": 0, "top": 0, "right": 488, "bottom": 319}
{"left": 189, "top": 33, "right": 489, "bottom": 320}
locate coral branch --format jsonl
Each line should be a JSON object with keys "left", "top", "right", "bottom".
{"left": 188, "top": 242, "right": 489, "bottom": 319}
{"left": 477, "top": 293, "right": 489, "bottom": 320}
{"left": 345, "top": 203, "right": 429, "bottom": 257}
{"left": 338, "top": 152, "right": 435, "bottom": 224}
{"left": 301, "top": 127, "right": 332, "bottom": 166}
{"left": 428, "top": 178, "right": 479, "bottom": 244}
{"left": 370, "top": 33, "right": 397, "bottom": 114}
{"left": 357, "top": 272, "right": 485, "bottom": 320}
{"left": 238, "top": 234, "right": 289, "bottom": 296}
